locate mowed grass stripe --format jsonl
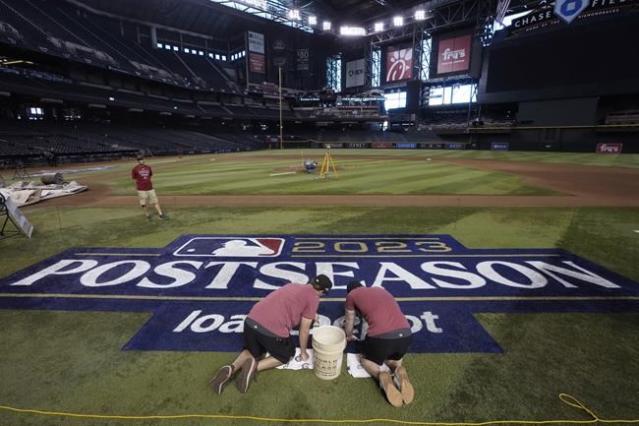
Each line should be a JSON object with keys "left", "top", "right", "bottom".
{"left": 196, "top": 161, "right": 451, "bottom": 194}
{"left": 270, "top": 162, "right": 458, "bottom": 194}
{"left": 154, "top": 161, "right": 299, "bottom": 193}
{"left": 407, "top": 168, "right": 505, "bottom": 194}
{"left": 113, "top": 156, "right": 553, "bottom": 196}
{"left": 358, "top": 166, "right": 490, "bottom": 194}
{"left": 421, "top": 171, "right": 538, "bottom": 195}
{"left": 220, "top": 162, "right": 422, "bottom": 194}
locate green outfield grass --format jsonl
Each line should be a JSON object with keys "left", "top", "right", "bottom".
{"left": 108, "top": 152, "right": 555, "bottom": 196}
{"left": 53, "top": 149, "right": 639, "bottom": 196}
{"left": 1, "top": 150, "right": 638, "bottom": 425}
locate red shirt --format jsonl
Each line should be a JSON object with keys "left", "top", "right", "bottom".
{"left": 132, "top": 164, "right": 153, "bottom": 191}
{"left": 345, "top": 287, "right": 409, "bottom": 337}
{"left": 248, "top": 283, "right": 320, "bottom": 338}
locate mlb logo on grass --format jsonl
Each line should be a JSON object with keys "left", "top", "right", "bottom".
{"left": 174, "top": 237, "right": 285, "bottom": 257}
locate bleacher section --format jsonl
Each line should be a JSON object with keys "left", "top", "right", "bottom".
{"left": 293, "top": 105, "right": 384, "bottom": 121}
{"left": 0, "top": 121, "right": 262, "bottom": 163}
{"left": 605, "top": 110, "right": 639, "bottom": 125}
{"left": 0, "top": 66, "right": 288, "bottom": 120}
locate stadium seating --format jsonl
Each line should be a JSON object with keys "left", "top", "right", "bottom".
{"left": 0, "top": 0, "right": 242, "bottom": 93}
{"left": 605, "top": 110, "right": 639, "bottom": 125}
{"left": 0, "top": 120, "right": 263, "bottom": 163}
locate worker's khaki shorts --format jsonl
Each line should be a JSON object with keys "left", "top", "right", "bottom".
{"left": 138, "top": 189, "right": 158, "bottom": 206}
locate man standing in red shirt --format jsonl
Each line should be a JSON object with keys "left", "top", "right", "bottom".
{"left": 131, "top": 155, "right": 164, "bottom": 219}
{"left": 344, "top": 282, "right": 414, "bottom": 407}
{"left": 209, "top": 275, "right": 332, "bottom": 394}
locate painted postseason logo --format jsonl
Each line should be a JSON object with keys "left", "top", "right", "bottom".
{"left": 0, "top": 235, "right": 638, "bottom": 354}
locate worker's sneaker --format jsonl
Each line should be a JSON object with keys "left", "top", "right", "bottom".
{"left": 379, "top": 371, "right": 403, "bottom": 407}
{"left": 209, "top": 365, "right": 235, "bottom": 395}
{"left": 235, "top": 357, "right": 257, "bottom": 394}
{"left": 394, "top": 366, "right": 415, "bottom": 405}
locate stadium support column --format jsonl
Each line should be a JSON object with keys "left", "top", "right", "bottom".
{"left": 150, "top": 27, "right": 157, "bottom": 49}
{"left": 279, "top": 66, "right": 283, "bottom": 150}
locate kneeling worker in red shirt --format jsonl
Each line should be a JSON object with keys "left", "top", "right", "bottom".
{"left": 344, "top": 281, "right": 414, "bottom": 407}
{"left": 210, "top": 275, "right": 333, "bottom": 394}
{"left": 131, "top": 155, "right": 164, "bottom": 219}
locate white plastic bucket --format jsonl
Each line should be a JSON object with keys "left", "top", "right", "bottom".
{"left": 312, "top": 326, "right": 346, "bottom": 380}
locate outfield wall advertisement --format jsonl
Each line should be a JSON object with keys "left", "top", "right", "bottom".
{"left": 1, "top": 234, "right": 638, "bottom": 354}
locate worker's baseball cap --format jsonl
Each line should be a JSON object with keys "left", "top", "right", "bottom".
{"left": 347, "top": 281, "right": 363, "bottom": 294}
{"left": 311, "top": 275, "right": 332, "bottom": 293}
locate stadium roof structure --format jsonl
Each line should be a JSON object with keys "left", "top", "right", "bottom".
{"left": 68, "top": 0, "right": 544, "bottom": 36}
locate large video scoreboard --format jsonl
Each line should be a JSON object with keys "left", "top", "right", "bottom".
{"left": 479, "top": 11, "right": 639, "bottom": 103}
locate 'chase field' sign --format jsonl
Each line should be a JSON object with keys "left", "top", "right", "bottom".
{"left": 1, "top": 235, "right": 637, "bottom": 354}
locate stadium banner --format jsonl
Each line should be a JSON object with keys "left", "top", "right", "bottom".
{"left": 386, "top": 47, "right": 413, "bottom": 83}
{"left": 372, "top": 142, "right": 393, "bottom": 149}
{"left": 596, "top": 143, "right": 623, "bottom": 154}
{"left": 446, "top": 143, "right": 466, "bottom": 150}
{"left": 248, "top": 53, "right": 265, "bottom": 74}
{"left": 554, "top": 0, "right": 589, "bottom": 24}
{"left": 297, "top": 49, "right": 309, "bottom": 71}
{"left": 2, "top": 234, "right": 638, "bottom": 354}
{"left": 396, "top": 143, "right": 417, "bottom": 149}
{"left": 247, "top": 31, "right": 264, "bottom": 54}
{"left": 510, "top": 0, "right": 638, "bottom": 34}
{"left": 436, "top": 34, "right": 472, "bottom": 75}
{"left": 345, "top": 143, "right": 367, "bottom": 149}
{"left": 491, "top": 142, "right": 510, "bottom": 151}
{"left": 345, "top": 58, "right": 366, "bottom": 88}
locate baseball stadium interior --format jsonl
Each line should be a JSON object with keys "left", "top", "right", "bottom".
{"left": 0, "top": 0, "right": 637, "bottom": 165}
{"left": 1, "top": 1, "right": 639, "bottom": 424}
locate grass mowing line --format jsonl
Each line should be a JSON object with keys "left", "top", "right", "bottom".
{"left": 1, "top": 293, "right": 638, "bottom": 303}
{"left": 0, "top": 393, "right": 636, "bottom": 425}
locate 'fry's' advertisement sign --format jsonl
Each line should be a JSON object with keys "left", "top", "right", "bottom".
{"left": 437, "top": 34, "right": 472, "bottom": 75}
{"left": 1, "top": 235, "right": 637, "bottom": 354}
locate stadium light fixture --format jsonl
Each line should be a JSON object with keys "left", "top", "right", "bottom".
{"left": 308, "top": 15, "right": 317, "bottom": 26}
{"left": 323, "top": 20, "right": 332, "bottom": 30}
{"left": 393, "top": 16, "right": 404, "bottom": 27}
{"left": 156, "top": 43, "right": 163, "bottom": 48}
{"left": 340, "top": 25, "right": 366, "bottom": 36}
{"left": 287, "top": 8, "right": 301, "bottom": 20}
{"left": 173, "top": 46, "right": 178, "bottom": 51}
{"left": 374, "top": 22, "right": 384, "bottom": 32}
{"left": 414, "top": 9, "right": 426, "bottom": 20}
